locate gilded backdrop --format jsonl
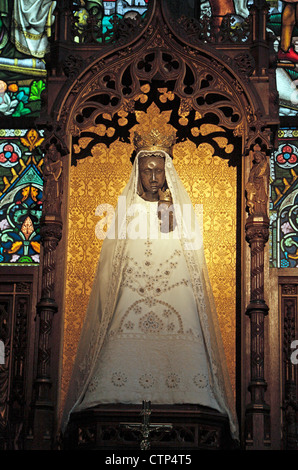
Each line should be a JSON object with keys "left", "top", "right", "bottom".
{"left": 61, "top": 136, "right": 237, "bottom": 414}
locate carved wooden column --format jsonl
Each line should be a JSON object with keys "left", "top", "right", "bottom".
{"left": 26, "top": 132, "right": 65, "bottom": 450}
{"left": 245, "top": 144, "right": 271, "bottom": 448}
{"left": 245, "top": 218, "right": 270, "bottom": 448}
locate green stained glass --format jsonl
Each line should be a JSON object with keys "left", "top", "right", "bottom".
{"left": 0, "top": 129, "right": 44, "bottom": 265}
{"left": 270, "top": 129, "right": 298, "bottom": 268}
{"left": 0, "top": 0, "right": 54, "bottom": 115}
{"left": 0, "top": 79, "right": 46, "bottom": 117}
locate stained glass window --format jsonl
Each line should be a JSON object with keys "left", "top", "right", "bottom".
{"left": 270, "top": 128, "right": 298, "bottom": 268}
{"left": 0, "top": 2, "right": 56, "bottom": 266}
{"left": 73, "top": 0, "right": 149, "bottom": 43}
{"left": 0, "top": 79, "right": 46, "bottom": 118}
{"left": 265, "top": 1, "right": 298, "bottom": 117}
{"left": 0, "top": 129, "right": 44, "bottom": 265}
{"left": 0, "top": 1, "right": 56, "bottom": 117}
{"left": 165, "top": 1, "right": 298, "bottom": 116}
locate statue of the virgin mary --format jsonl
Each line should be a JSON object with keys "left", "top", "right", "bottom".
{"left": 61, "top": 128, "right": 239, "bottom": 442}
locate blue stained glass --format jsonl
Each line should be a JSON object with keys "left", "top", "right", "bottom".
{"left": 270, "top": 129, "right": 298, "bottom": 268}
{"left": 0, "top": 172, "right": 43, "bottom": 264}
{"left": 0, "top": 129, "right": 44, "bottom": 265}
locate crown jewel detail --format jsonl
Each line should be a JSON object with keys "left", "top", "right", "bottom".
{"left": 133, "top": 129, "right": 176, "bottom": 152}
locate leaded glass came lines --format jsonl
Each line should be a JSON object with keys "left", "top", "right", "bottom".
{"left": 270, "top": 128, "right": 298, "bottom": 268}
{"left": 0, "top": 129, "right": 44, "bottom": 265}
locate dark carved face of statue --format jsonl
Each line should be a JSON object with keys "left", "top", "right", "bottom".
{"left": 253, "top": 151, "right": 265, "bottom": 164}
{"left": 138, "top": 154, "right": 166, "bottom": 202}
{"left": 48, "top": 143, "right": 60, "bottom": 162}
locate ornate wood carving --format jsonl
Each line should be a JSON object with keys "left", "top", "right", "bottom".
{"left": 0, "top": 285, "right": 31, "bottom": 450}
{"left": 245, "top": 222, "right": 269, "bottom": 301}
{"left": 0, "top": 300, "right": 10, "bottom": 448}
{"left": 280, "top": 286, "right": 298, "bottom": 450}
{"left": 172, "top": 10, "right": 252, "bottom": 45}
{"left": 245, "top": 140, "right": 271, "bottom": 448}
{"left": 64, "top": 405, "right": 234, "bottom": 450}
{"left": 41, "top": 0, "right": 279, "bottom": 451}
{"left": 66, "top": 43, "right": 245, "bottom": 135}
{"left": 245, "top": 145, "right": 270, "bottom": 219}
{"left": 26, "top": 127, "right": 67, "bottom": 450}
{"left": 53, "top": 3, "right": 260, "bottom": 155}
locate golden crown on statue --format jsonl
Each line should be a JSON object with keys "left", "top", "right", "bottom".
{"left": 133, "top": 129, "right": 176, "bottom": 153}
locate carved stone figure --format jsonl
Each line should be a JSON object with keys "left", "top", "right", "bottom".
{"left": 246, "top": 147, "right": 270, "bottom": 217}
{"left": 43, "top": 143, "right": 63, "bottom": 217}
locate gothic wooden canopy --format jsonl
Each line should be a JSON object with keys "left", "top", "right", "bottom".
{"left": 28, "top": 0, "right": 280, "bottom": 451}
{"left": 45, "top": 0, "right": 279, "bottom": 158}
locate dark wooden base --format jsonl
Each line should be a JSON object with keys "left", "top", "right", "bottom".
{"left": 63, "top": 404, "right": 236, "bottom": 451}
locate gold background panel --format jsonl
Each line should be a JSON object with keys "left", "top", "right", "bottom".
{"left": 61, "top": 138, "right": 237, "bottom": 414}
{"left": 173, "top": 140, "right": 237, "bottom": 395}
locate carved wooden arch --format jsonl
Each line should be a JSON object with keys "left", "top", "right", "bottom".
{"left": 53, "top": 1, "right": 267, "bottom": 159}
{"left": 55, "top": 4, "right": 274, "bottom": 448}
{"left": 28, "top": 0, "right": 279, "bottom": 451}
